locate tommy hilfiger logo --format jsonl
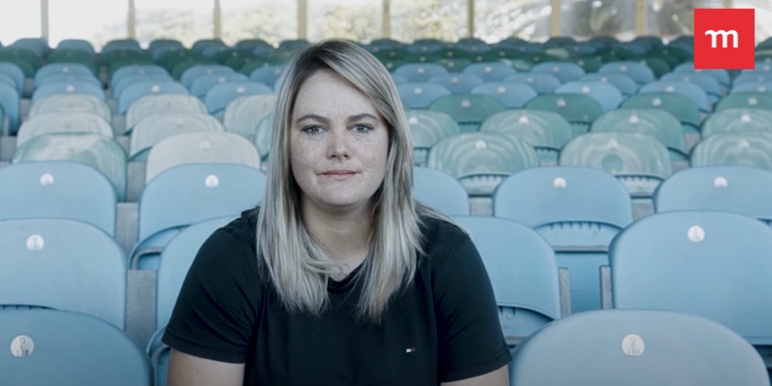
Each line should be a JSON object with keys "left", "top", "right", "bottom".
{"left": 405, "top": 347, "right": 416, "bottom": 353}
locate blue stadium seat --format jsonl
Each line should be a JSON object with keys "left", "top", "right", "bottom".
{"left": 494, "top": 167, "right": 633, "bottom": 312}
{"left": 397, "top": 82, "right": 451, "bottom": 109}
{"left": 661, "top": 72, "right": 722, "bottom": 104}
{"left": 471, "top": 81, "right": 537, "bottom": 108}
{"left": 189, "top": 72, "right": 250, "bottom": 99}
{"left": 479, "top": 110, "right": 572, "bottom": 165}
{"left": 609, "top": 211, "right": 772, "bottom": 351}
{"left": 428, "top": 73, "right": 484, "bottom": 94}
{"left": 16, "top": 112, "right": 113, "bottom": 147}
{"left": 580, "top": 73, "right": 638, "bottom": 97}
{"left": 462, "top": 62, "right": 517, "bottom": 82}
{"left": 117, "top": 80, "right": 189, "bottom": 115}
{"left": 0, "top": 218, "right": 126, "bottom": 328}
{"left": 132, "top": 163, "right": 266, "bottom": 269}
{"left": 453, "top": 216, "right": 563, "bottom": 346}
{"left": 504, "top": 73, "right": 561, "bottom": 94}
{"left": 510, "top": 310, "right": 770, "bottom": 386}
{"left": 125, "top": 94, "right": 207, "bottom": 133}
{"left": 555, "top": 81, "right": 624, "bottom": 112}
{"left": 531, "top": 61, "right": 586, "bottom": 83}
{"left": 690, "top": 131, "right": 772, "bottom": 171}
{"left": 34, "top": 63, "right": 94, "bottom": 86}
{"left": 0, "top": 161, "right": 116, "bottom": 235}
{"left": 112, "top": 73, "right": 173, "bottom": 101}
{"left": 204, "top": 81, "right": 273, "bottom": 116}
{"left": 0, "top": 82, "right": 21, "bottom": 133}
{"left": 598, "top": 61, "right": 655, "bottom": 85}
{"left": 428, "top": 132, "right": 539, "bottom": 196}
{"left": 13, "top": 133, "right": 127, "bottom": 201}
{"left": 654, "top": 166, "right": 772, "bottom": 224}
{"left": 129, "top": 113, "right": 224, "bottom": 161}
{"left": 0, "top": 62, "right": 26, "bottom": 93}
{"left": 28, "top": 94, "right": 111, "bottom": 122}
{"left": 394, "top": 63, "right": 448, "bottom": 82}
{"left": 180, "top": 64, "right": 234, "bottom": 88}
{"left": 0, "top": 309, "right": 152, "bottom": 386}
{"left": 111, "top": 64, "right": 168, "bottom": 85}
{"left": 32, "top": 80, "right": 105, "bottom": 103}
{"left": 413, "top": 167, "right": 470, "bottom": 215}
{"left": 249, "top": 65, "right": 286, "bottom": 87}
{"left": 639, "top": 80, "right": 710, "bottom": 113}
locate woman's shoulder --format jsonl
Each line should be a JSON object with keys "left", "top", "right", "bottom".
{"left": 216, "top": 207, "right": 259, "bottom": 248}
{"left": 417, "top": 209, "right": 472, "bottom": 261}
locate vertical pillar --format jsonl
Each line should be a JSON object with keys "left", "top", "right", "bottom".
{"left": 41, "top": 0, "right": 50, "bottom": 40}
{"left": 636, "top": 0, "right": 646, "bottom": 36}
{"left": 551, "top": 0, "right": 561, "bottom": 37}
{"left": 467, "top": 0, "right": 474, "bottom": 38}
{"left": 214, "top": 0, "right": 222, "bottom": 39}
{"left": 128, "top": 0, "right": 136, "bottom": 39}
{"left": 382, "top": 0, "right": 391, "bottom": 39}
{"left": 298, "top": 0, "right": 308, "bottom": 40}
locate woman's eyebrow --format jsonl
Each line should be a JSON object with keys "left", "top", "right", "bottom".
{"left": 296, "top": 114, "right": 329, "bottom": 124}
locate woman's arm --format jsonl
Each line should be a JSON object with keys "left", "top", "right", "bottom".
{"left": 167, "top": 349, "right": 245, "bottom": 386}
{"left": 441, "top": 365, "right": 508, "bottom": 386}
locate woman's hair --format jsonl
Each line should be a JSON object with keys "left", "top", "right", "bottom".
{"left": 255, "top": 40, "right": 445, "bottom": 322}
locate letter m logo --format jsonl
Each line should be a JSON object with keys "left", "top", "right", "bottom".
{"left": 694, "top": 8, "right": 755, "bottom": 70}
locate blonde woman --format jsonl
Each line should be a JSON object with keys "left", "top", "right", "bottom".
{"left": 164, "top": 40, "right": 510, "bottom": 386}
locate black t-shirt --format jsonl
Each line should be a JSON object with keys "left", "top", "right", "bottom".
{"left": 163, "top": 208, "right": 511, "bottom": 385}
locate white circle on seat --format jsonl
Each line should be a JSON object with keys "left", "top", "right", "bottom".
{"left": 714, "top": 177, "right": 728, "bottom": 188}
{"left": 11, "top": 335, "right": 34, "bottom": 357}
{"left": 39, "top": 173, "right": 54, "bottom": 186}
{"left": 205, "top": 175, "right": 220, "bottom": 188}
{"left": 688, "top": 226, "right": 705, "bottom": 242}
{"left": 621, "top": 334, "right": 644, "bottom": 356}
{"left": 26, "top": 235, "right": 45, "bottom": 251}
{"left": 553, "top": 177, "right": 567, "bottom": 189}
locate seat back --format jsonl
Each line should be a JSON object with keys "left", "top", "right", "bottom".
{"left": 429, "top": 94, "right": 506, "bottom": 132}
{"left": 453, "top": 216, "right": 561, "bottom": 342}
{"left": 702, "top": 108, "right": 772, "bottom": 137}
{"left": 510, "top": 310, "right": 770, "bottom": 386}
{"left": 494, "top": 167, "right": 632, "bottom": 311}
{"left": 0, "top": 309, "right": 151, "bottom": 386}
{"left": 0, "top": 161, "right": 117, "bottom": 235}
{"left": 716, "top": 92, "right": 772, "bottom": 111}
{"left": 611, "top": 211, "right": 772, "bottom": 346}
{"left": 591, "top": 108, "right": 686, "bottom": 159}
{"left": 480, "top": 109, "right": 572, "bottom": 165}
{"left": 531, "top": 61, "right": 586, "bottom": 83}
{"left": 222, "top": 94, "right": 277, "bottom": 138}
{"left": 524, "top": 93, "right": 604, "bottom": 135}
{"left": 118, "top": 80, "right": 189, "bottom": 114}
{"left": 29, "top": 94, "right": 111, "bottom": 122}
{"left": 125, "top": 94, "right": 207, "bottom": 132}
{"left": 17, "top": 112, "right": 113, "bottom": 147}
{"left": 560, "top": 132, "right": 672, "bottom": 198}
{"left": 204, "top": 81, "right": 273, "bottom": 116}
{"left": 413, "top": 167, "right": 469, "bottom": 215}
{"left": 130, "top": 113, "right": 225, "bottom": 160}
{"left": 397, "top": 82, "right": 451, "bottom": 109}
{"left": 428, "top": 132, "right": 539, "bottom": 196}
{"left": 471, "top": 82, "right": 537, "bottom": 109}
{"left": 555, "top": 81, "right": 624, "bottom": 112}
{"left": 462, "top": 62, "right": 517, "bottom": 82}
{"left": 691, "top": 131, "right": 772, "bottom": 171}
{"left": 13, "top": 133, "right": 127, "bottom": 201}
{"left": 145, "top": 131, "right": 261, "bottom": 183}
{"left": 0, "top": 218, "right": 127, "bottom": 328}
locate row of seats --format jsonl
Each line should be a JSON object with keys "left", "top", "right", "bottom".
{"left": 4, "top": 205, "right": 772, "bottom": 385}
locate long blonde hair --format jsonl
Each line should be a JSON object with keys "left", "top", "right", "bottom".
{"left": 255, "top": 40, "right": 442, "bottom": 322}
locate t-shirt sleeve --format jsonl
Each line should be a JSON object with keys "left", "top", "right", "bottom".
{"left": 433, "top": 232, "right": 512, "bottom": 382}
{"left": 162, "top": 227, "right": 259, "bottom": 364}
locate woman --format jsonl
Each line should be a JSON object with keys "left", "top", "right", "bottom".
{"left": 163, "top": 40, "right": 511, "bottom": 386}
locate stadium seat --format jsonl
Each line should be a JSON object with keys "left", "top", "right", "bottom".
{"left": 560, "top": 132, "right": 672, "bottom": 198}
{"left": 0, "top": 161, "right": 116, "bottom": 235}
{"left": 580, "top": 73, "right": 638, "bottom": 97}
{"left": 16, "top": 112, "right": 113, "bottom": 147}
{"left": 0, "top": 82, "right": 20, "bottom": 133}
{"left": 394, "top": 63, "right": 448, "bottom": 82}
{"left": 639, "top": 80, "right": 710, "bottom": 113}
{"left": 204, "top": 81, "right": 273, "bottom": 116}
{"left": 731, "top": 81, "right": 772, "bottom": 94}
{"left": 180, "top": 64, "right": 234, "bottom": 88}
{"left": 428, "top": 73, "right": 484, "bottom": 94}
{"left": 715, "top": 92, "right": 772, "bottom": 111}
{"left": 125, "top": 94, "right": 207, "bottom": 133}
{"left": 479, "top": 110, "right": 572, "bottom": 165}
{"left": 608, "top": 211, "right": 772, "bottom": 352}
{"left": 189, "top": 72, "right": 250, "bottom": 99}
{"left": 0, "top": 309, "right": 152, "bottom": 386}
{"left": 13, "top": 133, "right": 127, "bottom": 201}
{"left": 112, "top": 73, "right": 173, "bottom": 101}
{"left": 701, "top": 108, "right": 772, "bottom": 138}
{"left": 493, "top": 166, "right": 633, "bottom": 312}
{"left": 0, "top": 218, "right": 126, "bottom": 328}
{"left": 254, "top": 114, "right": 273, "bottom": 164}
{"left": 132, "top": 164, "right": 266, "bottom": 269}
{"left": 590, "top": 108, "right": 687, "bottom": 163}
{"left": 620, "top": 92, "right": 701, "bottom": 148}
{"left": 471, "top": 81, "right": 537, "bottom": 109}
{"left": 690, "top": 131, "right": 772, "bottom": 171}
{"left": 32, "top": 80, "right": 105, "bottom": 103}
{"left": 222, "top": 94, "right": 277, "bottom": 139}
{"left": 129, "top": 113, "right": 225, "bottom": 161}
{"left": 428, "top": 94, "right": 506, "bottom": 132}
{"left": 504, "top": 73, "right": 561, "bottom": 94}
{"left": 598, "top": 61, "right": 655, "bottom": 85}
{"left": 462, "top": 62, "right": 517, "bottom": 82}
{"left": 524, "top": 94, "right": 604, "bottom": 135}
{"left": 144, "top": 131, "right": 262, "bottom": 183}
{"left": 248, "top": 65, "right": 286, "bottom": 87}
{"left": 0, "top": 61, "right": 25, "bottom": 93}
{"left": 453, "top": 216, "right": 563, "bottom": 345}
{"left": 555, "top": 81, "right": 624, "bottom": 112}
{"left": 117, "top": 80, "right": 189, "bottom": 115}
{"left": 654, "top": 166, "right": 772, "bottom": 224}
{"left": 531, "top": 61, "right": 586, "bottom": 83}
{"left": 34, "top": 63, "right": 94, "bottom": 86}
{"left": 661, "top": 72, "right": 722, "bottom": 103}
{"left": 510, "top": 310, "right": 770, "bottom": 386}
{"left": 111, "top": 64, "right": 168, "bottom": 85}
{"left": 397, "top": 82, "right": 451, "bottom": 109}
{"left": 427, "top": 132, "right": 539, "bottom": 196}
{"left": 413, "top": 167, "right": 470, "bottom": 215}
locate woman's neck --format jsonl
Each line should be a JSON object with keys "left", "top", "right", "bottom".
{"left": 301, "top": 199, "right": 374, "bottom": 278}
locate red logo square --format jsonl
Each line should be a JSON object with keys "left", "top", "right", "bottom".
{"left": 693, "top": 8, "right": 755, "bottom": 70}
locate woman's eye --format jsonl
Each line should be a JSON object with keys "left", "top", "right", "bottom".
{"left": 302, "top": 125, "right": 323, "bottom": 134}
{"left": 353, "top": 124, "right": 372, "bottom": 133}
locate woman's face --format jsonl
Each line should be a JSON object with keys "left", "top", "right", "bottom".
{"left": 289, "top": 69, "right": 389, "bottom": 213}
